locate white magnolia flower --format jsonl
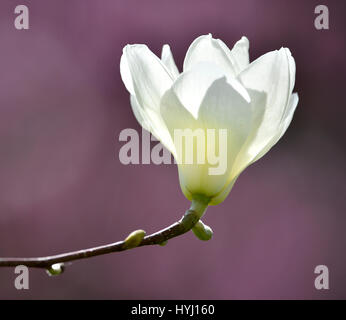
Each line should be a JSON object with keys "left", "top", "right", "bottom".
{"left": 120, "top": 34, "right": 298, "bottom": 205}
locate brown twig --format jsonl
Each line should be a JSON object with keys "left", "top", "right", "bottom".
{"left": 0, "top": 207, "right": 203, "bottom": 270}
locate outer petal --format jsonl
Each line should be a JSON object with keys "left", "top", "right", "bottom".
{"left": 237, "top": 47, "right": 295, "bottom": 165}
{"left": 161, "top": 44, "right": 180, "bottom": 80}
{"left": 183, "top": 34, "right": 237, "bottom": 77}
{"left": 278, "top": 93, "right": 299, "bottom": 140}
{"left": 209, "top": 175, "right": 238, "bottom": 205}
{"left": 161, "top": 76, "right": 253, "bottom": 200}
{"left": 121, "top": 44, "right": 173, "bottom": 112}
{"left": 120, "top": 51, "right": 135, "bottom": 95}
{"left": 251, "top": 92, "right": 298, "bottom": 163}
{"left": 120, "top": 44, "right": 175, "bottom": 153}
{"left": 129, "top": 95, "right": 151, "bottom": 131}
{"left": 281, "top": 50, "right": 296, "bottom": 122}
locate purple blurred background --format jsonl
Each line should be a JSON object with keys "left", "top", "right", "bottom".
{"left": 0, "top": 0, "right": 345, "bottom": 299}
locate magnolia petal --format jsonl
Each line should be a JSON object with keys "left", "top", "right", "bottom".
{"left": 183, "top": 34, "right": 237, "bottom": 77}
{"left": 160, "top": 90, "right": 205, "bottom": 200}
{"left": 230, "top": 89, "right": 267, "bottom": 177}
{"left": 229, "top": 36, "right": 250, "bottom": 74}
{"left": 120, "top": 52, "right": 135, "bottom": 96}
{"left": 278, "top": 92, "right": 299, "bottom": 139}
{"left": 161, "top": 44, "right": 180, "bottom": 80}
{"left": 214, "top": 36, "right": 250, "bottom": 76}
{"left": 131, "top": 94, "right": 176, "bottom": 154}
{"left": 196, "top": 78, "right": 253, "bottom": 195}
{"left": 161, "top": 77, "right": 253, "bottom": 199}
{"left": 238, "top": 47, "right": 295, "bottom": 162}
{"left": 281, "top": 49, "right": 296, "bottom": 122}
{"left": 120, "top": 44, "right": 175, "bottom": 154}
{"left": 251, "top": 92, "right": 299, "bottom": 163}
{"left": 130, "top": 95, "right": 151, "bottom": 131}
{"left": 171, "top": 62, "right": 250, "bottom": 119}
{"left": 209, "top": 175, "right": 238, "bottom": 205}
{"left": 121, "top": 44, "right": 173, "bottom": 112}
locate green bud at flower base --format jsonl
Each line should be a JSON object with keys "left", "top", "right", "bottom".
{"left": 192, "top": 220, "right": 213, "bottom": 241}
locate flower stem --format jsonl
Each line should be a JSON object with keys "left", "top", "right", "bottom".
{"left": 190, "top": 194, "right": 210, "bottom": 219}
{"left": 0, "top": 197, "right": 211, "bottom": 271}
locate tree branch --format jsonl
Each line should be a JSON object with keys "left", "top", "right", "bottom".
{"left": 0, "top": 197, "right": 210, "bottom": 272}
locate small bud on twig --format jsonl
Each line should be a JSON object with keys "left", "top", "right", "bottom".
{"left": 46, "top": 263, "right": 65, "bottom": 276}
{"left": 123, "top": 229, "right": 146, "bottom": 249}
